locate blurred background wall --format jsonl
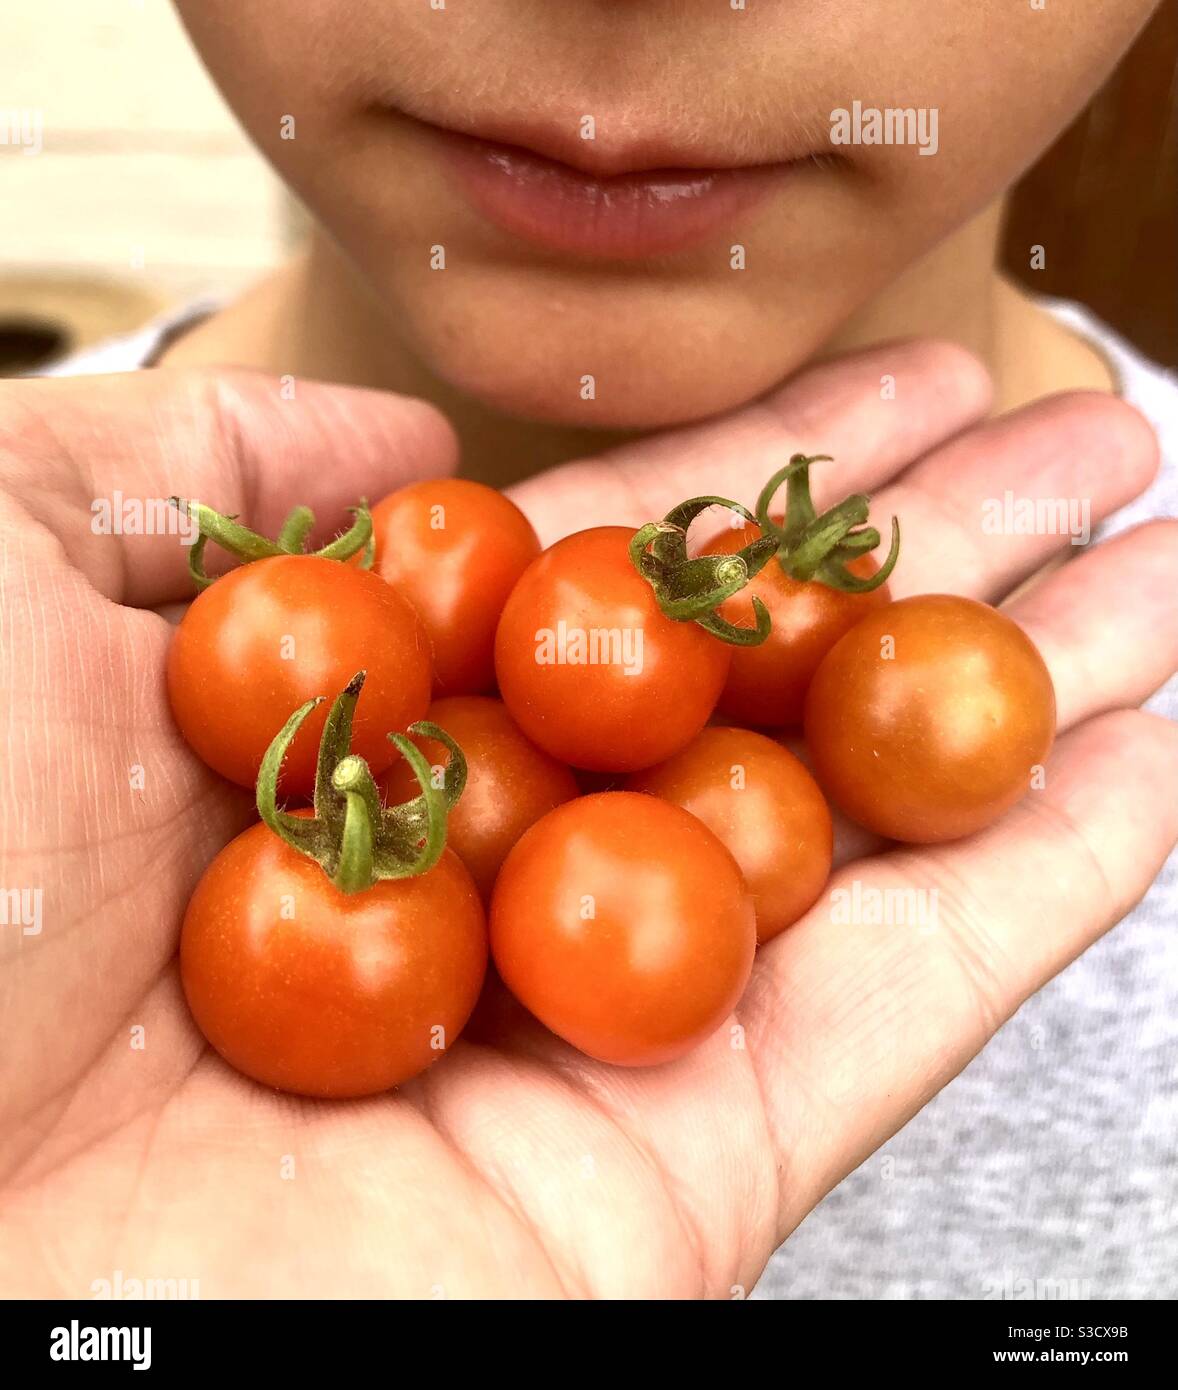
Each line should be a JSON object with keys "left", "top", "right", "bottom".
{"left": 1003, "top": 0, "right": 1177, "bottom": 368}
{"left": 1, "top": 0, "right": 1175, "bottom": 375}
{"left": 1, "top": 0, "right": 287, "bottom": 371}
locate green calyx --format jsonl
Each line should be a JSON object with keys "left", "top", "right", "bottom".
{"left": 756, "top": 454, "right": 900, "bottom": 594}
{"left": 629, "top": 495, "right": 778, "bottom": 646}
{"left": 257, "top": 671, "right": 466, "bottom": 895}
{"left": 170, "top": 497, "right": 375, "bottom": 592}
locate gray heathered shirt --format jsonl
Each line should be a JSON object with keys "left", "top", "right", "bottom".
{"left": 48, "top": 297, "right": 1178, "bottom": 1300}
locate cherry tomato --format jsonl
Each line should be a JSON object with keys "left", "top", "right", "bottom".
{"left": 167, "top": 555, "right": 431, "bottom": 796}
{"left": 181, "top": 818, "right": 486, "bottom": 1098}
{"left": 494, "top": 527, "right": 732, "bottom": 772}
{"left": 712, "top": 521, "right": 892, "bottom": 727}
{"left": 378, "top": 695, "right": 579, "bottom": 901}
{"left": 371, "top": 478, "right": 540, "bottom": 696}
{"left": 490, "top": 792, "right": 756, "bottom": 1066}
{"left": 625, "top": 727, "right": 832, "bottom": 943}
{"left": 803, "top": 594, "right": 1056, "bottom": 843}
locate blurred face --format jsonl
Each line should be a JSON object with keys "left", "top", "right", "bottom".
{"left": 175, "top": 0, "right": 1153, "bottom": 429}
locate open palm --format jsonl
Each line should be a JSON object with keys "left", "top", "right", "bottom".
{"left": 1, "top": 345, "right": 1175, "bottom": 1298}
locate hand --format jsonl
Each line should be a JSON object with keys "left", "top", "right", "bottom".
{"left": 0, "top": 347, "right": 1174, "bottom": 1298}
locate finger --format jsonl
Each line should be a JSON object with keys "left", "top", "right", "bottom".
{"left": 0, "top": 368, "right": 458, "bottom": 606}
{"left": 1002, "top": 519, "right": 1178, "bottom": 729}
{"left": 876, "top": 392, "right": 1159, "bottom": 601}
{"left": 509, "top": 340, "right": 992, "bottom": 544}
{"left": 741, "top": 708, "right": 1178, "bottom": 1233}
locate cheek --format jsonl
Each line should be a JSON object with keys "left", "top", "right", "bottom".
{"left": 832, "top": 0, "right": 1157, "bottom": 221}
{"left": 174, "top": 0, "right": 363, "bottom": 170}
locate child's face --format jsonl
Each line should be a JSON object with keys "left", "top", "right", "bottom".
{"left": 176, "top": 0, "right": 1153, "bottom": 429}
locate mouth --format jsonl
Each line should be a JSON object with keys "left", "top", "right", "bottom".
{"left": 409, "top": 115, "right": 821, "bottom": 260}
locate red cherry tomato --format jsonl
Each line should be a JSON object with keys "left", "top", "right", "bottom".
{"left": 371, "top": 478, "right": 540, "bottom": 696}
{"left": 167, "top": 556, "right": 431, "bottom": 796}
{"left": 490, "top": 792, "right": 756, "bottom": 1066}
{"left": 378, "top": 694, "right": 579, "bottom": 901}
{"left": 494, "top": 527, "right": 732, "bottom": 772}
{"left": 712, "top": 521, "right": 892, "bottom": 726}
{"left": 181, "top": 819, "right": 486, "bottom": 1098}
{"left": 625, "top": 726, "right": 832, "bottom": 943}
{"left": 803, "top": 594, "right": 1056, "bottom": 843}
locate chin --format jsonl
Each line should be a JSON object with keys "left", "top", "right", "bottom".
{"left": 390, "top": 267, "right": 814, "bottom": 430}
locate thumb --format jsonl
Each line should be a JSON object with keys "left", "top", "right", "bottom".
{"left": 0, "top": 367, "right": 458, "bottom": 606}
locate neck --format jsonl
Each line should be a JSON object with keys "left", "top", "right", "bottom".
{"left": 162, "top": 197, "right": 1113, "bottom": 484}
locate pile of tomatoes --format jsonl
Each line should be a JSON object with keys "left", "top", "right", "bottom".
{"left": 167, "top": 456, "right": 1055, "bottom": 1098}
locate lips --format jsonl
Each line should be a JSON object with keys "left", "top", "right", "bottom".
{"left": 426, "top": 123, "right": 805, "bottom": 261}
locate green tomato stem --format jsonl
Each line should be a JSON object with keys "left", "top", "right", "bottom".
{"left": 755, "top": 455, "right": 900, "bottom": 593}
{"left": 332, "top": 756, "right": 381, "bottom": 894}
{"left": 254, "top": 674, "right": 468, "bottom": 894}
{"left": 629, "top": 495, "right": 778, "bottom": 645}
{"left": 169, "top": 497, "right": 374, "bottom": 591}
{"left": 277, "top": 505, "right": 316, "bottom": 554}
